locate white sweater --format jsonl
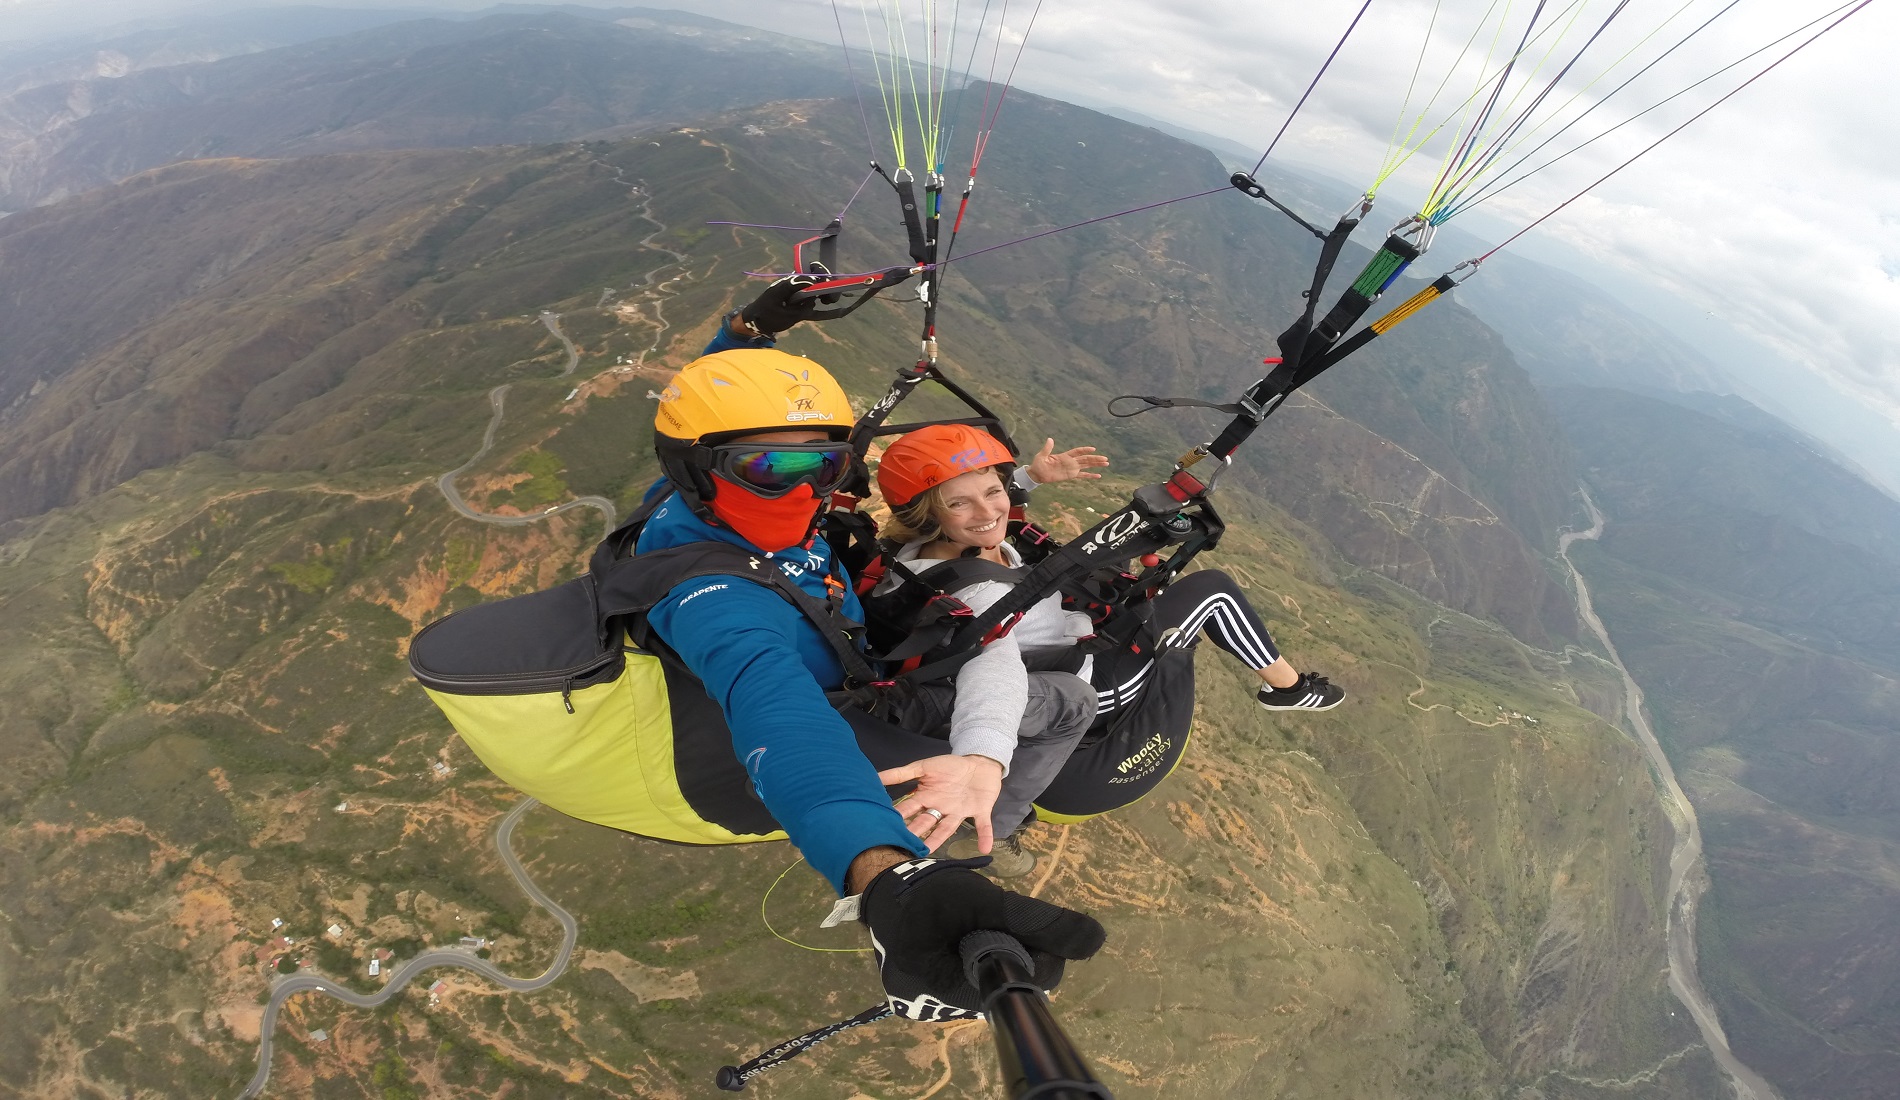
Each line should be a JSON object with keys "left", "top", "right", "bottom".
{"left": 880, "top": 539, "right": 1095, "bottom": 772}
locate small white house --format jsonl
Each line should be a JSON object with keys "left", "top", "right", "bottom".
{"left": 335, "top": 802, "right": 349, "bottom": 812}
{"left": 309, "top": 1029, "right": 328, "bottom": 1043}
{"left": 270, "top": 918, "right": 284, "bottom": 930}
{"left": 327, "top": 923, "right": 343, "bottom": 937}
{"left": 368, "top": 959, "right": 381, "bottom": 977}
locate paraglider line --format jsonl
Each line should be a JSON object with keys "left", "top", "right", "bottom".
{"left": 976, "top": 0, "right": 1046, "bottom": 174}
{"left": 760, "top": 857, "right": 874, "bottom": 953}
{"left": 708, "top": 222, "right": 837, "bottom": 232}
{"left": 1252, "top": 0, "right": 1376, "bottom": 174}
{"left": 1436, "top": 0, "right": 1634, "bottom": 209}
{"left": 1449, "top": 0, "right": 1849, "bottom": 220}
{"left": 944, "top": 0, "right": 1000, "bottom": 165}
{"left": 1478, "top": 0, "right": 1873, "bottom": 263}
{"left": 837, "top": 166, "right": 879, "bottom": 220}
{"left": 832, "top": 0, "right": 883, "bottom": 160}
{"left": 1439, "top": 0, "right": 1742, "bottom": 218}
{"left": 937, "top": 186, "right": 1230, "bottom": 267}
{"left": 1426, "top": 0, "right": 1549, "bottom": 214}
{"left": 740, "top": 185, "right": 1228, "bottom": 283}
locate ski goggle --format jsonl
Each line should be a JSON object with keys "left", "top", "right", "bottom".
{"left": 708, "top": 442, "right": 855, "bottom": 499}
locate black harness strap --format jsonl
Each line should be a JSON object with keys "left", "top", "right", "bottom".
{"left": 870, "top": 555, "right": 1029, "bottom": 665}
{"left": 889, "top": 555, "right": 1026, "bottom": 592}
{"left": 848, "top": 362, "right": 1019, "bottom": 457}
{"left": 593, "top": 542, "right": 879, "bottom": 689}
{"left": 941, "top": 488, "right": 1200, "bottom": 659}
{"left": 1108, "top": 395, "right": 1247, "bottom": 419}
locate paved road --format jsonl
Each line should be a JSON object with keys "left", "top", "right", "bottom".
{"left": 239, "top": 798, "right": 575, "bottom": 1099}
{"left": 1559, "top": 488, "right": 1781, "bottom": 1100}
{"left": 434, "top": 312, "right": 617, "bottom": 530}
{"left": 541, "top": 310, "right": 581, "bottom": 377}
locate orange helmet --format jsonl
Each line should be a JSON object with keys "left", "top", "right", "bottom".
{"left": 876, "top": 423, "right": 1014, "bottom": 506}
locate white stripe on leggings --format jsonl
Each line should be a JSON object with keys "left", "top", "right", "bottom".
{"left": 1095, "top": 661, "right": 1155, "bottom": 713}
{"left": 1165, "top": 592, "right": 1275, "bottom": 669}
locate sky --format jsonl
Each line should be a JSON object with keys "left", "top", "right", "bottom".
{"left": 663, "top": 0, "right": 1900, "bottom": 440}
{"left": 3, "top": 0, "right": 1893, "bottom": 447}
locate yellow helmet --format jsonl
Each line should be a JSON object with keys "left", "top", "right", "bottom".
{"left": 652, "top": 348, "right": 858, "bottom": 520}
{"left": 653, "top": 348, "right": 853, "bottom": 442}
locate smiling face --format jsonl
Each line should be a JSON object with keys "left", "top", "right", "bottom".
{"left": 929, "top": 467, "right": 1011, "bottom": 550}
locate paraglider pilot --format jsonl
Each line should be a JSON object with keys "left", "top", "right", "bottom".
{"left": 639, "top": 276, "right": 1104, "bottom": 1019}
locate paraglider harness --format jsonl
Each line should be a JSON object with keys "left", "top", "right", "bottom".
{"left": 798, "top": 172, "right": 1434, "bottom": 696}
{"left": 708, "top": 164, "right": 1427, "bottom": 1100}
{"left": 409, "top": 483, "right": 903, "bottom": 845}
{"left": 416, "top": 124, "right": 1467, "bottom": 1097}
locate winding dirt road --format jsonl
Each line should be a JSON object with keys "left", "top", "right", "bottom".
{"left": 1558, "top": 487, "right": 1780, "bottom": 1100}
{"left": 240, "top": 178, "right": 704, "bottom": 1092}
{"left": 434, "top": 312, "right": 618, "bottom": 530}
{"left": 240, "top": 798, "right": 574, "bottom": 1099}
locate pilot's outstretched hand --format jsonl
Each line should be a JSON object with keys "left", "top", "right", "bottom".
{"left": 860, "top": 857, "right": 1105, "bottom": 1020}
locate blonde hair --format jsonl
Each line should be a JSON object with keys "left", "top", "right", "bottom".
{"left": 878, "top": 466, "right": 1008, "bottom": 545}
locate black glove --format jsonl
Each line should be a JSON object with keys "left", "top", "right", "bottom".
{"left": 739, "top": 270, "right": 830, "bottom": 336}
{"left": 860, "top": 857, "right": 1106, "bottom": 1021}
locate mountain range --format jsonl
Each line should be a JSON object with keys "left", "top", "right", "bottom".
{"left": 0, "top": 6, "right": 1893, "bottom": 1099}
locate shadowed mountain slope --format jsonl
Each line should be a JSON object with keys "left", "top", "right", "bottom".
{"left": 1454, "top": 252, "right": 1730, "bottom": 395}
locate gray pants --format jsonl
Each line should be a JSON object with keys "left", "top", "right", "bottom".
{"left": 893, "top": 671, "right": 1097, "bottom": 837}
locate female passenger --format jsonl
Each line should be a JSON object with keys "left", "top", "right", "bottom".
{"left": 873, "top": 424, "right": 1345, "bottom": 877}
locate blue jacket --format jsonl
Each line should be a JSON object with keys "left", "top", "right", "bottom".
{"left": 638, "top": 324, "right": 927, "bottom": 892}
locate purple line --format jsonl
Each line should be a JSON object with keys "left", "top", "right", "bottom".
{"left": 708, "top": 222, "right": 835, "bottom": 233}
{"left": 743, "top": 184, "right": 1233, "bottom": 281}
{"left": 836, "top": 167, "right": 878, "bottom": 220}
{"left": 935, "top": 187, "right": 1228, "bottom": 267}
{"left": 743, "top": 268, "right": 889, "bottom": 280}
{"left": 1252, "top": 0, "right": 1374, "bottom": 174}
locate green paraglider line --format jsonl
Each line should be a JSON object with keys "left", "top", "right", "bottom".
{"left": 833, "top": 0, "right": 884, "bottom": 164}
{"left": 1433, "top": 0, "right": 1635, "bottom": 214}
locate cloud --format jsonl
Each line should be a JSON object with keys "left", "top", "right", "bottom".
{"left": 852, "top": 0, "right": 1900, "bottom": 428}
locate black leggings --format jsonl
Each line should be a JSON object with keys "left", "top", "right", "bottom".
{"left": 857, "top": 570, "right": 1282, "bottom": 823}
{"left": 1034, "top": 569, "right": 1277, "bottom": 820}
{"left": 1093, "top": 569, "right": 1279, "bottom": 717}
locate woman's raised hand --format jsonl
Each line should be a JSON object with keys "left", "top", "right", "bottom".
{"left": 1027, "top": 437, "right": 1109, "bottom": 485}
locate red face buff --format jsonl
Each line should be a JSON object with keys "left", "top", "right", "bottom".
{"left": 707, "top": 480, "right": 821, "bottom": 552}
